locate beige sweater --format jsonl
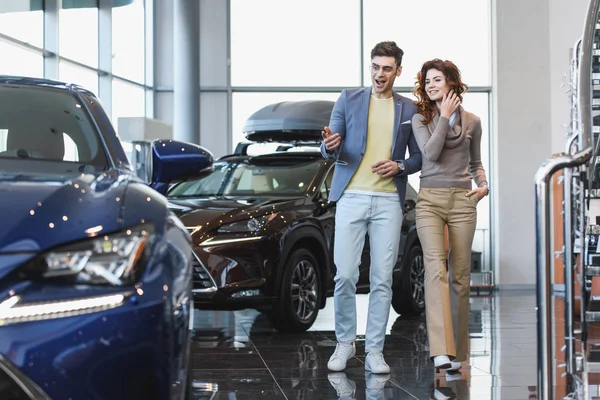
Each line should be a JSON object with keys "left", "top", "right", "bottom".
{"left": 411, "top": 106, "right": 488, "bottom": 189}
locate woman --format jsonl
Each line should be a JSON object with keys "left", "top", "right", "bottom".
{"left": 411, "top": 59, "right": 489, "bottom": 374}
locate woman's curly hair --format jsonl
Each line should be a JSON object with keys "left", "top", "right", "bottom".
{"left": 412, "top": 59, "right": 468, "bottom": 125}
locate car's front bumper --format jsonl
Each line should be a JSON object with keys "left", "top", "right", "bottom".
{"left": 0, "top": 290, "right": 177, "bottom": 400}
{"left": 192, "top": 234, "right": 280, "bottom": 308}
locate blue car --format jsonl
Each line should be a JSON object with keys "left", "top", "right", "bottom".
{"left": 0, "top": 77, "right": 213, "bottom": 399}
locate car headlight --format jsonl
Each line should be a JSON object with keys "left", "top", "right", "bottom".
{"left": 22, "top": 224, "right": 155, "bottom": 286}
{"left": 217, "top": 214, "right": 278, "bottom": 233}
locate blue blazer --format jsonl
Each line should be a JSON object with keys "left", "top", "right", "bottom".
{"left": 320, "top": 87, "right": 422, "bottom": 204}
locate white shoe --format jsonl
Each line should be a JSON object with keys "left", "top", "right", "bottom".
{"left": 433, "top": 355, "right": 451, "bottom": 371}
{"left": 365, "top": 371, "right": 390, "bottom": 391}
{"left": 447, "top": 361, "right": 462, "bottom": 372}
{"left": 327, "top": 342, "right": 356, "bottom": 371}
{"left": 445, "top": 372, "right": 462, "bottom": 382}
{"left": 365, "top": 352, "right": 390, "bottom": 374}
{"left": 431, "top": 388, "right": 452, "bottom": 400}
{"left": 327, "top": 372, "right": 356, "bottom": 397}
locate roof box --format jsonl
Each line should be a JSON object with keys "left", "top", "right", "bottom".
{"left": 242, "top": 100, "right": 334, "bottom": 143}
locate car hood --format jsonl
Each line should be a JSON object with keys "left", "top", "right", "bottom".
{"left": 169, "top": 196, "right": 301, "bottom": 230}
{"left": 0, "top": 171, "right": 128, "bottom": 255}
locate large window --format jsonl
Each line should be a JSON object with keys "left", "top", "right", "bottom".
{"left": 0, "top": 41, "right": 43, "bottom": 78}
{"left": 59, "top": 62, "right": 98, "bottom": 95}
{"left": 59, "top": 2, "right": 99, "bottom": 67}
{"left": 112, "top": 79, "right": 145, "bottom": 131}
{"left": 0, "top": 7, "right": 43, "bottom": 48}
{"left": 362, "top": 0, "right": 492, "bottom": 87}
{"left": 112, "top": 0, "right": 145, "bottom": 83}
{"left": 230, "top": 0, "right": 361, "bottom": 87}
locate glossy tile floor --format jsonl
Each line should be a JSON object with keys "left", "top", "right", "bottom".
{"left": 190, "top": 291, "right": 538, "bottom": 399}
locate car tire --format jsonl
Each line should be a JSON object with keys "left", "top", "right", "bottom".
{"left": 392, "top": 242, "right": 425, "bottom": 316}
{"left": 270, "top": 248, "right": 322, "bottom": 333}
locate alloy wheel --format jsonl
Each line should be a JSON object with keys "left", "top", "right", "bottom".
{"left": 291, "top": 259, "right": 318, "bottom": 322}
{"left": 410, "top": 253, "right": 425, "bottom": 308}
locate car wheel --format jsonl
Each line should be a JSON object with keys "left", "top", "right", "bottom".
{"left": 270, "top": 248, "right": 322, "bottom": 333}
{"left": 392, "top": 243, "right": 425, "bottom": 316}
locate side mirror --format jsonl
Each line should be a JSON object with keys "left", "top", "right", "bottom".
{"left": 403, "top": 199, "right": 416, "bottom": 214}
{"left": 150, "top": 139, "right": 214, "bottom": 195}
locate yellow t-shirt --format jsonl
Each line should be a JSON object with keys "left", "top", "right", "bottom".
{"left": 346, "top": 96, "right": 396, "bottom": 193}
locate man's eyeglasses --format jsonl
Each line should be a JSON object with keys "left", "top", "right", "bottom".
{"left": 370, "top": 63, "right": 396, "bottom": 74}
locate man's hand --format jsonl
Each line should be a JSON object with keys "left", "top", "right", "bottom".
{"left": 322, "top": 126, "right": 342, "bottom": 153}
{"left": 371, "top": 160, "right": 398, "bottom": 178}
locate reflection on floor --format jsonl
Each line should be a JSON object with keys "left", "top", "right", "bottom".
{"left": 190, "top": 291, "right": 537, "bottom": 399}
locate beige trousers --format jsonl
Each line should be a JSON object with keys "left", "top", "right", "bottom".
{"left": 415, "top": 188, "right": 478, "bottom": 362}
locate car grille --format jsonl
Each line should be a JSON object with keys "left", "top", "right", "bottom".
{"left": 192, "top": 253, "right": 217, "bottom": 291}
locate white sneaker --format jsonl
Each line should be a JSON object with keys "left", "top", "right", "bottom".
{"left": 446, "top": 361, "right": 462, "bottom": 372}
{"left": 433, "top": 355, "right": 451, "bottom": 371}
{"left": 431, "top": 388, "right": 452, "bottom": 400}
{"left": 365, "top": 352, "right": 390, "bottom": 374}
{"left": 445, "top": 372, "right": 462, "bottom": 382}
{"left": 327, "top": 342, "right": 356, "bottom": 371}
{"left": 365, "top": 371, "right": 390, "bottom": 391}
{"left": 327, "top": 372, "right": 356, "bottom": 397}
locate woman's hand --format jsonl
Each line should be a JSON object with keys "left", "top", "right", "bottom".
{"left": 466, "top": 187, "right": 488, "bottom": 203}
{"left": 440, "top": 90, "right": 461, "bottom": 119}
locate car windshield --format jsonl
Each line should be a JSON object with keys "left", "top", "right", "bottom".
{"left": 168, "top": 157, "right": 322, "bottom": 197}
{"left": 0, "top": 84, "right": 108, "bottom": 174}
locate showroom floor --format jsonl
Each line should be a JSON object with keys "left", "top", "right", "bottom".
{"left": 190, "top": 291, "right": 541, "bottom": 399}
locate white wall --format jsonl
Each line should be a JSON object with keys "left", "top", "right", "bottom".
{"left": 494, "top": 0, "right": 591, "bottom": 287}
{"left": 495, "top": 0, "right": 552, "bottom": 287}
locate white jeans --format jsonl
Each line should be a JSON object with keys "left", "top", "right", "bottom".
{"left": 333, "top": 192, "right": 403, "bottom": 353}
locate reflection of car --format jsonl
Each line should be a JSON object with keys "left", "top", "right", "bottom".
{"left": 0, "top": 77, "right": 213, "bottom": 399}
{"left": 168, "top": 100, "right": 425, "bottom": 332}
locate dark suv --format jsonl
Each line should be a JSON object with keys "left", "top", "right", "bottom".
{"left": 167, "top": 100, "right": 424, "bottom": 332}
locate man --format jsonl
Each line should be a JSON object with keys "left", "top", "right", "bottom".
{"left": 321, "top": 41, "right": 421, "bottom": 374}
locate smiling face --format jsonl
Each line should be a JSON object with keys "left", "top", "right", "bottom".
{"left": 370, "top": 56, "right": 402, "bottom": 98}
{"left": 424, "top": 69, "right": 450, "bottom": 102}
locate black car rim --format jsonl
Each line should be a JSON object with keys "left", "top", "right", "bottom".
{"left": 291, "top": 259, "right": 318, "bottom": 322}
{"left": 410, "top": 252, "right": 425, "bottom": 308}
